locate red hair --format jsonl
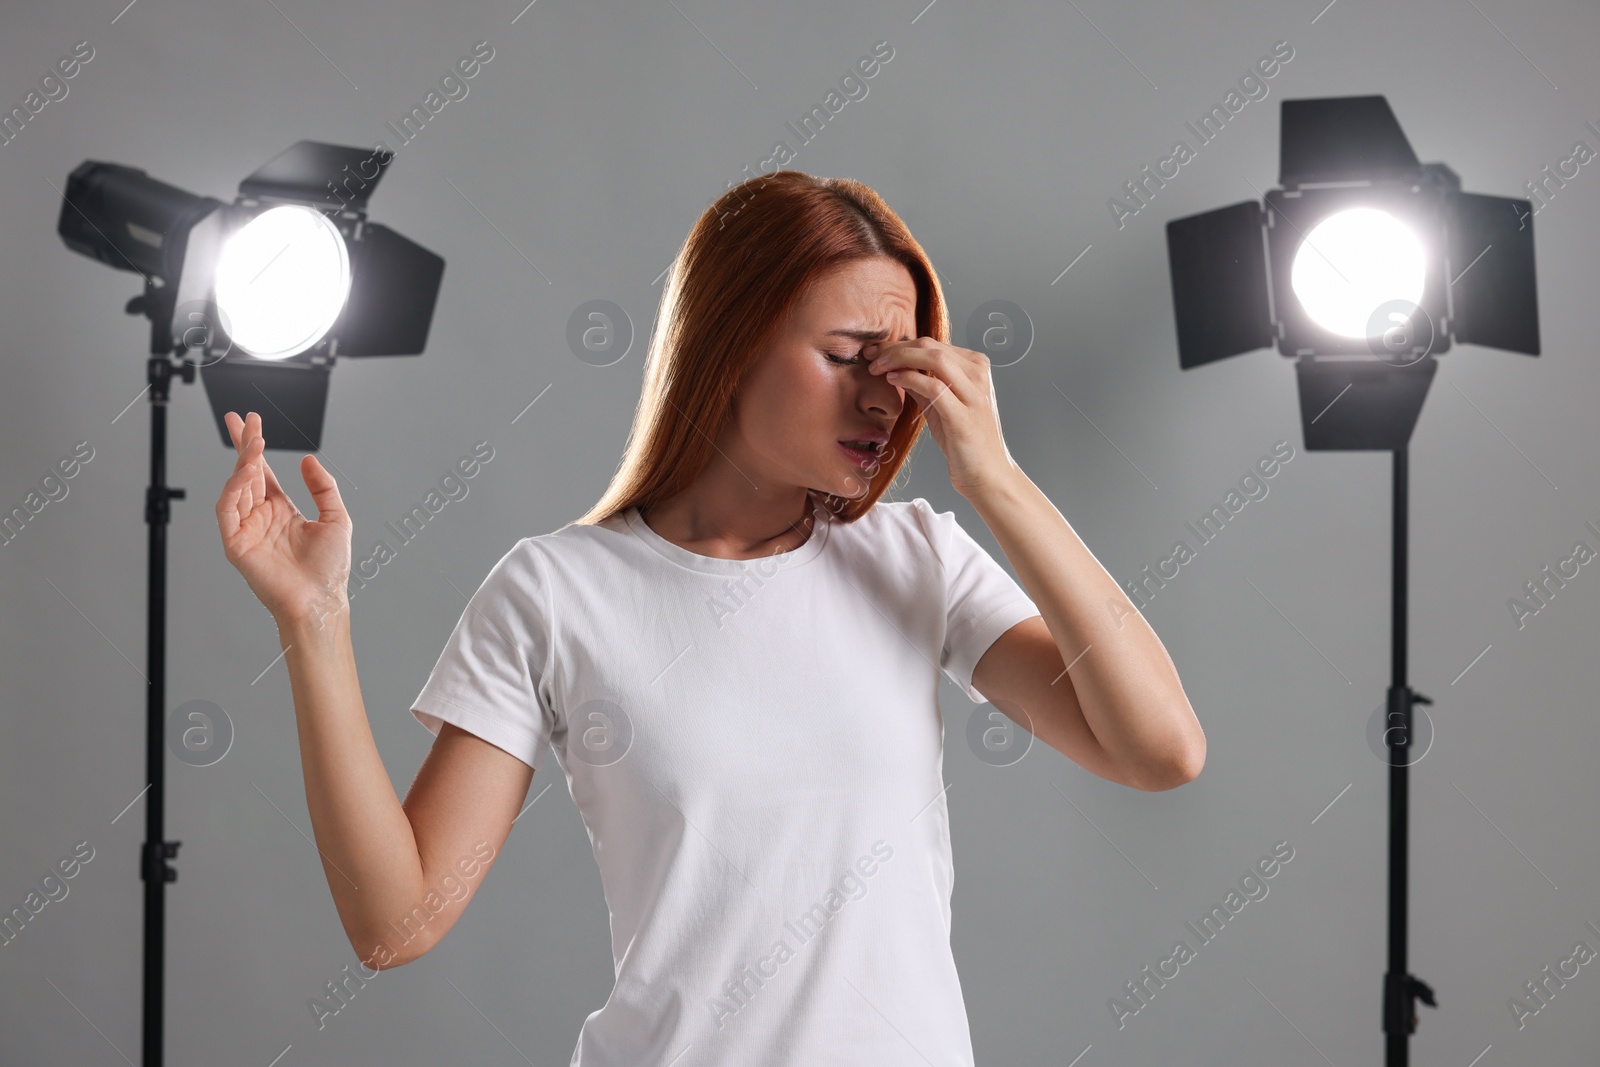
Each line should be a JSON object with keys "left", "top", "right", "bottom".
{"left": 569, "top": 170, "right": 947, "bottom": 528}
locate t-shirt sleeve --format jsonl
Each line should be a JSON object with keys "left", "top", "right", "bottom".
{"left": 410, "top": 538, "right": 561, "bottom": 773}
{"left": 914, "top": 497, "right": 1043, "bottom": 704}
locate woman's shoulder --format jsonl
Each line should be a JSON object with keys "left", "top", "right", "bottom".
{"left": 518, "top": 511, "right": 634, "bottom": 567}
{"left": 862, "top": 495, "right": 942, "bottom": 533}
{"left": 857, "top": 496, "right": 929, "bottom": 518}
{"left": 842, "top": 496, "right": 948, "bottom": 555}
{"left": 857, "top": 495, "right": 971, "bottom": 562}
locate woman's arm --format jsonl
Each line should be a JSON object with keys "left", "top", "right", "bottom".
{"left": 277, "top": 606, "right": 533, "bottom": 968}
{"left": 968, "top": 470, "right": 1205, "bottom": 790}
{"left": 861, "top": 339, "right": 1204, "bottom": 788}
{"left": 217, "top": 411, "right": 530, "bottom": 969}
{"left": 277, "top": 605, "right": 418, "bottom": 960}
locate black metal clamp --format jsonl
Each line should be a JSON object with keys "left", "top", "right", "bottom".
{"left": 141, "top": 840, "right": 181, "bottom": 884}
{"left": 1384, "top": 971, "right": 1437, "bottom": 1034}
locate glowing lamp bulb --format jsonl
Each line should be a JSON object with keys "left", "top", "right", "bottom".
{"left": 1290, "top": 207, "right": 1426, "bottom": 339}
{"left": 214, "top": 205, "right": 351, "bottom": 360}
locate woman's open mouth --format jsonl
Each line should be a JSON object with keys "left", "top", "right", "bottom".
{"left": 838, "top": 440, "right": 881, "bottom": 466}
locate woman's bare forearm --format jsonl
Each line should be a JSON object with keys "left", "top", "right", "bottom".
{"left": 276, "top": 605, "right": 429, "bottom": 962}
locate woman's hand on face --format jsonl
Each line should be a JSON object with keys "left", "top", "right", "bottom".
{"left": 215, "top": 411, "right": 353, "bottom": 626}
{"left": 865, "top": 337, "right": 1021, "bottom": 499}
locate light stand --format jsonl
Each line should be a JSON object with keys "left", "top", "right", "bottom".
{"left": 57, "top": 141, "right": 445, "bottom": 1065}
{"left": 136, "top": 306, "right": 186, "bottom": 1067}
{"left": 1165, "top": 96, "right": 1540, "bottom": 1065}
{"left": 1384, "top": 443, "right": 1436, "bottom": 1054}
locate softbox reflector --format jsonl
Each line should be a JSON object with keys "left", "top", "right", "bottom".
{"left": 1166, "top": 200, "right": 1274, "bottom": 369}
{"left": 1447, "top": 192, "right": 1540, "bottom": 355}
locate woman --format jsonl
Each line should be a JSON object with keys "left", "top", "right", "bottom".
{"left": 215, "top": 170, "right": 1203, "bottom": 1066}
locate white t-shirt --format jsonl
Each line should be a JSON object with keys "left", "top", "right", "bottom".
{"left": 411, "top": 494, "right": 1042, "bottom": 1067}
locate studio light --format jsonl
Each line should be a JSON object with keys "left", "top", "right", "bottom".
{"left": 1165, "top": 95, "right": 1540, "bottom": 1067}
{"left": 1167, "top": 96, "right": 1538, "bottom": 449}
{"left": 55, "top": 140, "right": 444, "bottom": 1067}
{"left": 59, "top": 139, "right": 445, "bottom": 450}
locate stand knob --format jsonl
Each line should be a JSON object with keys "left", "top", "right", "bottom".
{"left": 141, "top": 840, "right": 182, "bottom": 883}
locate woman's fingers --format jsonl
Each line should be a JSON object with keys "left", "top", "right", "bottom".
{"left": 241, "top": 436, "right": 265, "bottom": 514}
{"left": 221, "top": 413, "right": 270, "bottom": 518}
{"left": 216, "top": 464, "right": 241, "bottom": 541}
{"left": 225, "top": 411, "right": 293, "bottom": 509}
{"left": 300, "top": 454, "right": 348, "bottom": 526}
{"left": 217, "top": 455, "right": 259, "bottom": 545}
{"left": 225, "top": 412, "right": 249, "bottom": 471}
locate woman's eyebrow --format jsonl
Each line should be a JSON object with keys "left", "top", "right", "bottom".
{"left": 824, "top": 328, "right": 911, "bottom": 343}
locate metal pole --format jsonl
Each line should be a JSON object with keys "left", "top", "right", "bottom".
{"left": 141, "top": 352, "right": 184, "bottom": 1066}
{"left": 1382, "top": 444, "right": 1436, "bottom": 1063}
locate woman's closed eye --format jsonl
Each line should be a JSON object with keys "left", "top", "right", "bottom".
{"left": 825, "top": 350, "right": 868, "bottom": 366}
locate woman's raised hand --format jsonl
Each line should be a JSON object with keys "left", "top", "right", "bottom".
{"left": 216, "top": 411, "right": 353, "bottom": 625}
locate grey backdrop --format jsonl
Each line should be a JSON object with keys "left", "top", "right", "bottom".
{"left": 4, "top": 0, "right": 1599, "bottom": 1063}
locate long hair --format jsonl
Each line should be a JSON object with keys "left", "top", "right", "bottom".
{"left": 568, "top": 170, "right": 948, "bottom": 529}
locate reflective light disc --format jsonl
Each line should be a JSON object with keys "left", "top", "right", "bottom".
{"left": 1290, "top": 207, "right": 1425, "bottom": 339}
{"left": 214, "top": 205, "right": 351, "bottom": 360}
